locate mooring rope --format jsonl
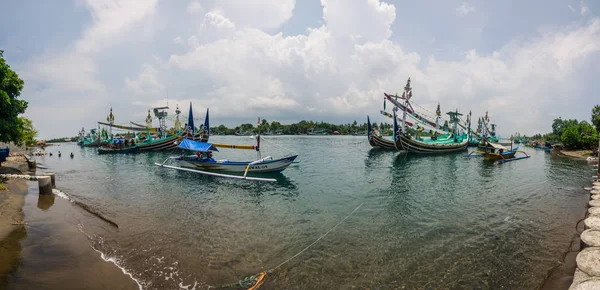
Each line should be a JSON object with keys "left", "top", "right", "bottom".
{"left": 258, "top": 136, "right": 299, "bottom": 157}
{"left": 208, "top": 202, "right": 364, "bottom": 289}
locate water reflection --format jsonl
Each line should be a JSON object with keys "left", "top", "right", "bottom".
{"left": 0, "top": 227, "right": 26, "bottom": 288}
{"left": 37, "top": 194, "right": 55, "bottom": 210}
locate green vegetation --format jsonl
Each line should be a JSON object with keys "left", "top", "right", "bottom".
{"left": 592, "top": 105, "right": 600, "bottom": 132}
{"left": 210, "top": 119, "right": 395, "bottom": 135}
{"left": 527, "top": 106, "right": 599, "bottom": 150}
{"left": 0, "top": 50, "right": 37, "bottom": 146}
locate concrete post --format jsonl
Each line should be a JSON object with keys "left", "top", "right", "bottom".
{"left": 43, "top": 172, "right": 55, "bottom": 188}
{"left": 38, "top": 176, "right": 52, "bottom": 195}
{"left": 27, "top": 159, "right": 36, "bottom": 171}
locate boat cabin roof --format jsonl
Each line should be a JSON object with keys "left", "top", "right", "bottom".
{"left": 483, "top": 142, "right": 507, "bottom": 150}
{"left": 178, "top": 139, "right": 219, "bottom": 152}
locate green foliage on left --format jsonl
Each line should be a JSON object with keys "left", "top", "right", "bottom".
{"left": 0, "top": 50, "right": 32, "bottom": 145}
{"left": 18, "top": 117, "right": 38, "bottom": 146}
{"left": 592, "top": 105, "right": 600, "bottom": 133}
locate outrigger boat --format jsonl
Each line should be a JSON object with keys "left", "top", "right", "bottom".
{"left": 468, "top": 136, "right": 530, "bottom": 163}
{"left": 367, "top": 116, "right": 399, "bottom": 150}
{"left": 97, "top": 103, "right": 210, "bottom": 154}
{"left": 467, "top": 111, "right": 499, "bottom": 146}
{"left": 98, "top": 139, "right": 138, "bottom": 154}
{"left": 155, "top": 136, "right": 298, "bottom": 182}
{"left": 380, "top": 78, "right": 470, "bottom": 154}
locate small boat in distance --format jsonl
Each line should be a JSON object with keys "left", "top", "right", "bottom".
{"left": 155, "top": 136, "right": 298, "bottom": 182}
{"left": 468, "top": 137, "right": 530, "bottom": 163}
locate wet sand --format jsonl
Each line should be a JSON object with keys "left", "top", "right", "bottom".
{"left": 0, "top": 179, "right": 139, "bottom": 289}
{"left": 559, "top": 150, "right": 595, "bottom": 159}
{"left": 0, "top": 180, "right": 27, "bottom": 242}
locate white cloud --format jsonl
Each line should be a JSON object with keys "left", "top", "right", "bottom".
{"left": 13, "top": 0, "right": 600, "bottom": 138}
{"left": 322, "top": 0, "right": 395, "bottom": 42}
{"left": 22, "top": 54, "right": 104, "bottom": 93}
{"left": 19, "top": 0, "right": 159, "bottom": 138}
{"left": 173, "top": 36, "right": 184, "bottom": 45}
{"left": 205, "top": 0, "right": 295, "bottom": 30}
{"left": 568, "top": 5, "right": 576, "bottom": 13}
{"left": 581, "top": 1, "right": 590, "bottom": 15}
{"left": 165, "top": 0, "right": 600, "bottom": 135}
{"left": 125, "top": 64, "right": 165, "bottom": 95}
{"left": 76, "top": 0, "right": 158, "bottom": 54}
{"left": 196, "top": 10, "right": 237, "bottom": 43}
{"left": 455, "top": 2, "right": 475, "bottom": 17}
{"left": 187, "top": 35, "right": 200, "bottom": 48}
{"left": 187, "top": 0, "right": 203, "bottom": 14}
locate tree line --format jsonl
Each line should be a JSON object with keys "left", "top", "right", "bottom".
{"left": 521, "top": 105, "right": 600, "bottom": 150}
{"left": 209, "top": 119, "right": 397, "bottom": 135}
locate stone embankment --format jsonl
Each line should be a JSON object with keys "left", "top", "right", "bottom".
{"left": 571, "top": 181, "right": 600, "bottom": 289}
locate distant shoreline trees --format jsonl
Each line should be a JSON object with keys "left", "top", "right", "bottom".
{"left": 209, "top": 119, "right": 396, "bottom": 136}
{"left": 525, "top": 106, "right": 599, "bottom": 150}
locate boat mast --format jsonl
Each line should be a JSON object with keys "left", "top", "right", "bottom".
{"left": 435, "top": 103, "right": 441, "bottom": 130}
{"left": 107, "top": 107, "right": 114, "bottom": 140}
{"left": 145, "top": 109, "right": 153, "bottom": 141}
{"left": 401, "top": 78, "right": 411, "bottom": 134}
{"left": 174, "top": 104, "right": 182, "bottom": 133}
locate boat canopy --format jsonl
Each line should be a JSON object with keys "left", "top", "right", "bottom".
{"left": 484, "top": 142, "right": 507, "bottom": 150}
{"left": 178, "top": 139, "right": 219, "bottom": 152}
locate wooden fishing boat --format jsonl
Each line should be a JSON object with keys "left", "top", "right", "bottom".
{"left": 98, "top": 138, "right": 138, "bottom": 154}
{"left": 367, "top": 115, "right": 399, "bottom": 150}
{"left": 468, "top": 138, "right": 530, "bottom": 163}
{"left": 383, "top": 78, "right": 470, "bottom": 154}
{"left": 96, "top": 104, "right": 210, "bottom": 154}
{"left": 155, "top": 136, "right": 297, "bottom": 182}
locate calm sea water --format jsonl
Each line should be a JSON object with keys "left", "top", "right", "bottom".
{"left": 9, "top": 136, "right": 594, "bottom": 289}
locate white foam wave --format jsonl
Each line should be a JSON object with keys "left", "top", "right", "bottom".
{"left": 92, "top": 247, "right": 145, "bottom": 290}
{"left": 52, "top": 188, "right": 72, "bottom": 201}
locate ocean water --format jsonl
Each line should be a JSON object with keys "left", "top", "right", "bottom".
{"left": 5, "top": 136, "right": 593, "bottom": 289}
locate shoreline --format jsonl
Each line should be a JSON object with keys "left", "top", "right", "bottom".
{"left": 0, "top": 179, "right": 27, "bottom": 241}
{"left": 558, "top": 149, "right": 596, "bottom": 160}
{"left": 0, "top": 157, "right": 139, "bottom": 290}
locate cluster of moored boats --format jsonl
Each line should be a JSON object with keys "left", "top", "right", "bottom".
{"left": 76, "top": 103, "right": 298, "bottom": 181}
{"left": 367, "top": 78, "right": 530, "bottom": 162}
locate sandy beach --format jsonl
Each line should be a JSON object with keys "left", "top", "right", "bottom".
{"left": 558, "top": 150, "right": 596, "bottom": 159}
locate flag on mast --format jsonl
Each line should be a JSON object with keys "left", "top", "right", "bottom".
{"left": 188, "top": 102, "right": 195, "bottom": 134}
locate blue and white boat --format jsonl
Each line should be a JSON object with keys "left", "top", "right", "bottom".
{"left": 155, "top": 137, "right": 298, "bottom": 182}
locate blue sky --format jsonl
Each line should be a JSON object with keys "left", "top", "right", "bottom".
{"left": 1, "top": 0, "right": 599, "bottom": 138}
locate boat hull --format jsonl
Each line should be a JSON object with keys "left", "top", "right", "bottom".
{"left": 483, "top": 152, "right": 516, "bottom": 161}
{"left": 179, "top": 155, "right": 297, "bottom": 173}
{"left": 369, "top": 135, "right": 399, "bottom": 150}
{"left": 397, "top": 134, "right": 468, "bottom": 154}
{"left": 98, "top": 147, "right": 138, "bottom": 154}
{"left": 136, "top": 133, "right": 209, "bottom": 152}
{"left": 81, "top": 138, "right": 101, "bottom": 147}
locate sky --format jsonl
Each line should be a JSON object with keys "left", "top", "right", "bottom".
{"left": 1, "top": 0, "right": 599, "bottom": 139}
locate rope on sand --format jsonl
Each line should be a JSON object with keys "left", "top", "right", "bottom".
{"left": 208, "top": 202, "right": 364, "bottom": 289}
